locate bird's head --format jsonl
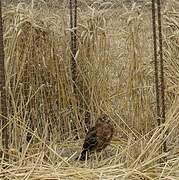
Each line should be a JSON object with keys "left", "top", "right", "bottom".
{"left": 96, "top": 114, "right": 111, "bottom": 124}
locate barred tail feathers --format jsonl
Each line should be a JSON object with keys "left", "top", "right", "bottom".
{"left": 79, "top": 149, "right": 88, "bottom": 161}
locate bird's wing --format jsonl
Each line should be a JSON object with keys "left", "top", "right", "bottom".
{"left": 83, "top": 127, "right": 97, "bottom": 150}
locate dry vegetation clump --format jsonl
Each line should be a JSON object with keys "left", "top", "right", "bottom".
{"left": 0, "top": 0, "right": 179, "bottom": 179}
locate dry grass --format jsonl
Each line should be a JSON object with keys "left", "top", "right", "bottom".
{"left": 0, "top": 0, "right": 179, "bottom": 179}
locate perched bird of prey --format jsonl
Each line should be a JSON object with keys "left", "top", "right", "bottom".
{"left": 78, "top": 114, "right": 114, "bottom": 161}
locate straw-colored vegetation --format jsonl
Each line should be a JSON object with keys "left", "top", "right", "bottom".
{"left": 0, "top": 0, "right": 179, "bottom": 179}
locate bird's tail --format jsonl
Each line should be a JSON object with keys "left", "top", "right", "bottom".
{"left": 79, "top": 149, "right": 88, "bottom": 161}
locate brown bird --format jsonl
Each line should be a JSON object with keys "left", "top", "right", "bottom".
{"left": 78, "top": 114, "right": 114, "bottom": 161}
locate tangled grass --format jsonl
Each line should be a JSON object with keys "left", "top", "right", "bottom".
{"left": 0, "top": 0, "right": 179, "bottom": 179}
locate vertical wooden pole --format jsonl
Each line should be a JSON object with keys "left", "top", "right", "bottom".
{"left": 157, "top": 0, "right": 166, "bottom": 152}
{"left": 0, "top": 0, "right": 9, "bottom": 159}
{"left": 152, "top": 0, "right": 167, "bottom": 154}
{"left": 152, "top": 0, "right": 161, "bottom": 126}
{"left": 69, "top": 0, "right": 77, "bottom": 93}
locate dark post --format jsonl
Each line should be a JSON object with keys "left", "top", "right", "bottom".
{"left": 157, "top": 0, "right": 166, "bottom": 152}
{"left": 152, "top": 0, "right": 161, "bottom": 126}
{"left": 69, "top": 0, "right": 78, "bottom": 93}
{"left": 152, "top": 0, "right": 167, "bottom": 154}
{"left": 0, "top": 0, "right": 9, "bottom": 159}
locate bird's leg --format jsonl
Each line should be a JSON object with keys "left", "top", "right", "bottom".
{"left": 99, "top": 150, "right": 104, "bottom": 161}
{"left": 94, "top": 151, "right": 99, "bottom": 162}
{"left": 104, "top": 149, "right": 108, "bottom": 158}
